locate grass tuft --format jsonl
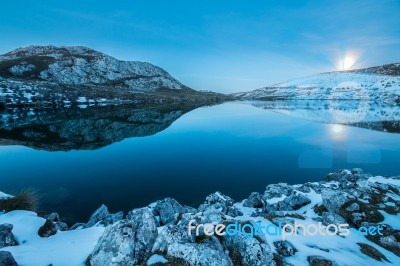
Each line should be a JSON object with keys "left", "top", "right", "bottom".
{"left": 0, "top": 189, "right": 38, "bottom": 212}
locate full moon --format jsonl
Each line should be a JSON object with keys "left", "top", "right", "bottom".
{"left": 342, "top": 56, "right": 355, "bottom": 70}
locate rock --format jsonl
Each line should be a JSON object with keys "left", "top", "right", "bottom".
{"left": 204, "top": 192, "right": 235, "bottom": 206}
{"left": 167, "top": 237, "right": 232, "bottom": 266}
{"left": 282, "top": 193, "right": 311, "bottom": 210}
{"left": 223, "top": 232, "right": 274, "bottom": 266}
{"left": 345, "top": 202, "right": 360, "bottom": 212}
{"left": 243, "top": 192, "right": 264, "bottom": 208}
{"left": 0, "top": 251, "right": 18, "bottom": 266}
{"left": 264, "top": 183, "right": 293, "bottom": 200}
{"left": 198, "top": 192, "right": 242, "bottom": 218}
{"left": 90, "top": 208, "right": 158, "bottom": 266}
{"left": 321, "top": 190, "right": 351, "bottom": 213}
{"left": 152, "top": 221, "right": 195, "bottom": 253}
{"left": 226, "top": 206, "right": 243, "bottom": 217}
{"left": 379, "top": 235, "right": 400, "bottom": 252}
{"left": 321, "top": 212, "right": 346, "bottom": 227}
{"left": 0, "top": 224, "right": 17, "bottom": 248}
{"left": 150, "top": 198, "right": 186, "bottom": 226}
{"left": 357, "top": 242, "right": 388, "bottom": 262}
{"left": 38, "top": 220, "right": 57, "bottom": 237}
{"left": 351, "top": 168, "right": 363, "bottom": 174}
{"left": 55, "top": 221, "right": 68, "bottom": 231}
{"left": 273, "top": 241, "right": 297, "bottom": 257}
{"left": 86, "top": 204, "right": 123, "bottom": 228}
{"left": 69, "top": 223, "right": 85, "bottom": 230}
{"left": 307, "top": 256, "right": 333, "bottom": 266}
{"left": 44, "top": 212, "right": 60, "bottom": 222}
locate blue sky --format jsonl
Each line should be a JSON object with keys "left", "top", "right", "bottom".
{"left": 1, "top": 0, "right": 399, "bottom": 93}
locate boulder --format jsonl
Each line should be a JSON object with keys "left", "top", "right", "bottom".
{"left": 152, "top": 221, "right": 195, "bottom": 253}
{"left": 167, "top": 237, "right": 232, "bottom": 266}
{"left": 90, "top": 208, "right": 158, "bottom": 266}
{"left": 282, "top": 193, "right": 311, "bottom": 210}
{"left": 86, "top": 204, "right": 123, "bottom": 228}
{"left": 273, "top": 240, "right": 297, "bottom": 257}
{"left": 149, "top": 198, "right": 186, "bottom": 226}
{"left": 0, "top": 251, "right": 18, "bottom": 266}
{"left": 321, "top": 212, "right": 346, "bottom": 227}
{"left": 307, "top": 256, "right": 333, "bottom": 266}
{"left": 243, "top": 192, "right": 264, "bottom": 208}
{"left": 223, "top": 232, "right": 274, "bottom": 266}
{"left": 0, "top": 224, "right": 17, "bottom": 248}
{"left": 38, "top": 220, "right": 57, "bottom": 237}
{"left": 264, "top": 183, "right": 293, "bottom": 200}
{"left": 321, "top": 190, "right": 351, "bottom": 213}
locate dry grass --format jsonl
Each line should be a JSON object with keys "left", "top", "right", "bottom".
{"left": 0, "top": 189, "right": 38, "bottom": 212}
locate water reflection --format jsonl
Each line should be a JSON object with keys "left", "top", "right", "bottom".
{"left": 0, "top": 104, "right": 205, "bottom": 151}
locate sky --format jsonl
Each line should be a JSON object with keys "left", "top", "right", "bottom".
{"left": 1, "top": 0, "right": 400, "bottom": 93}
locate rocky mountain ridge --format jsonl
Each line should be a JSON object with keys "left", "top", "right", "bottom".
{"left": 0, "top": 45, "right": 227, "bottom": 108}
{"left": 1, "top": 169, "right": 399, "bottom": 265}
{"left": 236, "top": 63, "right": 400, "bottom": 105}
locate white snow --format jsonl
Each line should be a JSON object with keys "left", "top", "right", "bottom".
{"left": 0, "top": 210, "right": 104, "bottom": 266}
{"left": 146, "top": 254, "right": 168, "bottom": 265}
{"left": 0, "top": 191, "right": 12, "bottom": 200}
{"left": 368, "top": 176, "right": 400, "bottom": 186}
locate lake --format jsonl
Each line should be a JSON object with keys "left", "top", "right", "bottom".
{"left": 1, "top": 101, "right": 400, "bottom": 224}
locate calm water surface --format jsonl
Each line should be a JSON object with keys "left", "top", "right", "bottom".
{"left": 1, "top": 102, "right": 400, "bottom": 223}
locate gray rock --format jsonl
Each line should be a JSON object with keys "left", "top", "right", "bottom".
{"left": 345, "top": 202, "right": 360, "bottom": 212}
{"left": 307, "top": 255, "right": 333, "bottom": 266}
{"left": 223, "top": 233, "right": 274, "bottom": 266}
{"left": 351, "top": 168, "right": 363, "bottom": 174}
{"left": 90, "top": 208, "right": 158, "bottom": 266}
{"left": 226, "top": 206, "right": 243, "bottom": 217}
{"left": 379, "top": 235, "right": 400, "bottom": 251}
{"left": 243, "top": 192, "right": 264, "bottom": 208}
{"left": 282, "top": 193, "right": 311, "bottom": 210}
{"left": 0, "top": 224, "right": 17, "bottom": 248}
{"left": 321, "top": 212, "right": 346, "bottom": 227}
{"left": 86, "top": 204, "right": 123, "bottom": 228}
{"left": 273, "top": 240, "right": 297, "bottom": 257}
{"left": 38, "top": 220, "right": 57, "bottom": 237}
{"left": 264, "top": 183, "right": 293, "bottom": 200}
{"left": 321, "top": 190, "right": 351, "bottom": 213}
{"left": 44, "top": 212, "right": 60, "bottom": 222}
{"left": 0, "top": 251, "right": 18, "bottom": 266}
{"left": 150, "top": 198, "right": 186, "bottom": 226}
{"left": 152, "top": 222, "right": 195, "bottom": 253}
{"left": 167, "top": 237, "right": 232, "bottom": 266}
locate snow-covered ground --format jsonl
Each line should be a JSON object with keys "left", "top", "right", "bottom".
{"left": 238, "top": 70, "right": 400, "bottom": 106}
{"left": 0, "top": 211, "right": 104, "bottom": 266}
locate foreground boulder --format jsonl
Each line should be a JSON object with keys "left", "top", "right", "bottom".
{"left": 89, "top": 208, "right": 157, "bottom": 265}
{"left": 0, "top": 251, "right": 18, "bottom": 266}
{"left": 222, "top": 230, "right": 274, "bottom": 266}
{"left": 85, "top": 204, "right": 124, "bottom": 228}
{"left": 167, "top": 237, "right": 232, "bottom": 266}
{"left": 0, "top": 224, "right": 17, "bottom": 248}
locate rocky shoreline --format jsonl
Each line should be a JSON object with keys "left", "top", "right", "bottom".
{"left": 1, "top": 169, "right": 400, "bottom": 266}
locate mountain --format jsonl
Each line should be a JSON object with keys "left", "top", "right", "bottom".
{"left": 236, "top": 63, "right": 400, "bottom": 105}
{"left": 0, "top": 45, "right": 226, "bottom": 108}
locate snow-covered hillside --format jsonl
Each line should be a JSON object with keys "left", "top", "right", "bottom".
{"left": 237, "top": 64, "right": 400, "bottom": 106}
{"left": 0, "top": 45, "right": 227, "bottom": 108}
{"left": 0, "top": 45, "right": 184, "bottom": 91}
